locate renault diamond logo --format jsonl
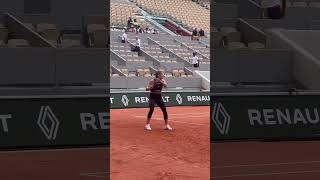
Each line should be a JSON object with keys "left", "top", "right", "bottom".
{"left": 122, "top": 95, "right": 129, "bottom": 107}
{"left": 37, "top": 106, "right": 60, "bottom": 140}
{"left": 176, "top": 94, "right": 183, "bottom": 105}
{"left": 212, "top": 103, "right": 230, "bottom": 135}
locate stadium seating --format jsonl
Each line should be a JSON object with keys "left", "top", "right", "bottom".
{"left": 196, "top": 0, "right": 210, "bottom": 9}
{"left": 36, "top": 23, "right": 60, "bottom": 41}
{"left": 0, "top": 21, "right": 35, "bottom": 47}
{"left": 212, "top": 25, "right": 266, "bottom": 49}
{"left": 111, "top": 0, "right": 210, "bottom": 90}
{"left": 136, "top": 0, "right": 210, "bottom": 32}
{"left": 111, "top": 2, "right": 140, "bottom": 27}
{"left": 111, "top": 1, "right": 164, "bottom": 35}
{"left": 0, "top": 24, "right": 8, "bottom": 44}
{"left": 8, "top": 39, "right": 30, "bottom": 47}
{"left": 155, "top": 40, "right": 210, "bottom": 65}
{"left": 110, "top": 29, "right": 207, "bottom": 90}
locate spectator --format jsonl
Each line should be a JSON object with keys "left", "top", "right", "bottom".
{"left": 191, "top": 52, "right": 199, "bottom": 68}
{"left": 127, "top": 17, "right": 133, "bottom": 31}
{"left": 199, "top": 28, "right": 205, "bottom": 40}
{"left": 121, "top": 29, "right": 128, "bottom": 43}
{"left": 153, "top": 29, "right": 158, "bottom": 34}
{"left": 176, "top": 26, "right": 181, "bottom": 36}
{"left": 261, "top": 0, "right": 285, "bottom": 19}
{"left": 192, "top": 28, "right": 199, "bottom": 40}
{"left": 133, "top": 36, "right": 141, "bottom": 55}
{"left": 139, "top": 26, "right": 145, "bottom": 33}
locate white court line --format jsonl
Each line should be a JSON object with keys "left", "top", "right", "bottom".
{"left": 213, "top": 160, "right": 320, "bottom": 169}
{"left": 213, "top": 170, "right": 320, "bottom": 178}
{"left": 156, "top": 119, "right": 207, "bottom": 126}
{"left": 80, "top": 172, "right": 108, "bottom": 178}
{"left": 135, "top": 115, "right": 209, "bottom": 119}
{"left": 134, "top": 112, "right": 210, "bottom": 116}
{"left": 0, "top": 147, "right": 108, "bottom": 154}
{"left": 135, "top": 115, "right": 208, "bottom": 126}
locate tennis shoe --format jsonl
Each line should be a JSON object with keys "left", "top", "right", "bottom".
{"left": 145, "top": 124, "right": 152, "bottom": 131}
{"left": 165, "top": 124, "right": 172, "bottom": 130}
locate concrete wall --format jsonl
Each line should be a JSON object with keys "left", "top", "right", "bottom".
{"left": 56, "top": 49, "right": 107, "bottom": 85}
{"left": 51, "top": 0, "right": 106, "bottom": 29}
{"left": 238, "top": 19, "right": 266, "bottom": 44}
{"left": 244, "top": 19, "right": 311, "bottom": 31}
{"left": 238, "top": 0, "right": 261, "bottom": 19}
{"left": 284, "top": 30, "right": 320, "bottom": 59}
{"left": 213, "top": 3, "right": 238, "bottom": 20}
{"left": 266, "top": 29, "right": 320, "bottom": 90}
{"left": 0, "top": 86, "right": 107, "bottom": 96}
{"left": 0, "top": 0, "right": 23, "bottom": 14}
{"left": 212, "top": 48, "right": 293, "bottom": 83}
{"left": 0, "top": 48, "right": 106, "bottom": 85}
{"left": 0, "top": 48, "right": 55, "bottom": 85}
{"left": 285, "top": 7, "right": 320, "bottom": 21}
{"left": 110, "top": 76, "right": 202, "bottom": 89}
{"left": 212, "top": 18, "right": 239, "bottom": 28}
{"left": 193, "top": 71, "right": 210, "bottom": 90}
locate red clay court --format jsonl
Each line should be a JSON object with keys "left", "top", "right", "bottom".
{"left": 212, "top": 141, "right": 320, "bottom": 179}
{"left": 110, "top": 106, "right": 210, "bottom": 180}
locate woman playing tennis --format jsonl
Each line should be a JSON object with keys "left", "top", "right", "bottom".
{"left": 145, "top": 71, "right": 172, "bottom": 131}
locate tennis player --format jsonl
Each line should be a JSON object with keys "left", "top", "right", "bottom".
{"left": 145, "top": 71, "right": 172, "bottom": 131}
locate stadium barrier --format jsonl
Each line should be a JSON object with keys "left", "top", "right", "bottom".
{"left": 0, "top": 95, "right": 109, "bottom": 148}
{"left": 211, "top": 93, "right": 320, "bottom": 141}
{"left": 111, "top": 92, "right": 210, "bottom": 109}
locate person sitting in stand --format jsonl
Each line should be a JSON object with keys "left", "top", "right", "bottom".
{"left": 153, "top": 29, "right": 158, "bottom": 34}
{"left": 191, "top": 52, "right": 199, "bottom": 68}
{"left": 192, "top": 28, "right": 199, "bottom": 40}
{"left": 133, "top": 36, "right": 141, "bottom": 55}
{"left": 127, "top": 17, "right": 133, "bottom": 31}
{"left": 121, "top": 29, "right": 128, "bottom": 43}
{"left": 199, "top": 28, "right": 205, "bottom": 40}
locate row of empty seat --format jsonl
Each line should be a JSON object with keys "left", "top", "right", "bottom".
{"left": 21, "top": 21, "right": 106, "bottom": 48}
{"left": 212, "top": 26, "right": 265, "bottom": 49}
{"left": 136, "top": 0, "right": 209, "bottom": 32}
{"left": 142, "top": 44, "right": 179, "bottom": 64}
{"left": 155, "top": 39, "right": 210, "bottom": 64}
{"left": 178, "top": 40, "right": 210, "bottom": 58}
{"left": 111, "top": 2, "right": 143, "bottom": 27}
{"left": 0, "top": 23, "right": 31, "bottom": 47}
{"left": 0, "top": 39, "right": 31, "bottom": 47}
{"left": 196, "top": 0, "right": 210, "bottom": 9}
{"left": 111, "top": 67, "right": 193, "bottom": 78}
{"left": 111, "top": 42, "right": 146, "bottom": 61}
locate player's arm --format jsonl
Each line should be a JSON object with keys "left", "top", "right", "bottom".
{"left": 146, "top": 80, "right": 154, "bottom": 91}
{"left": 161, "top": 79, "right": 168, "bottom": 88}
